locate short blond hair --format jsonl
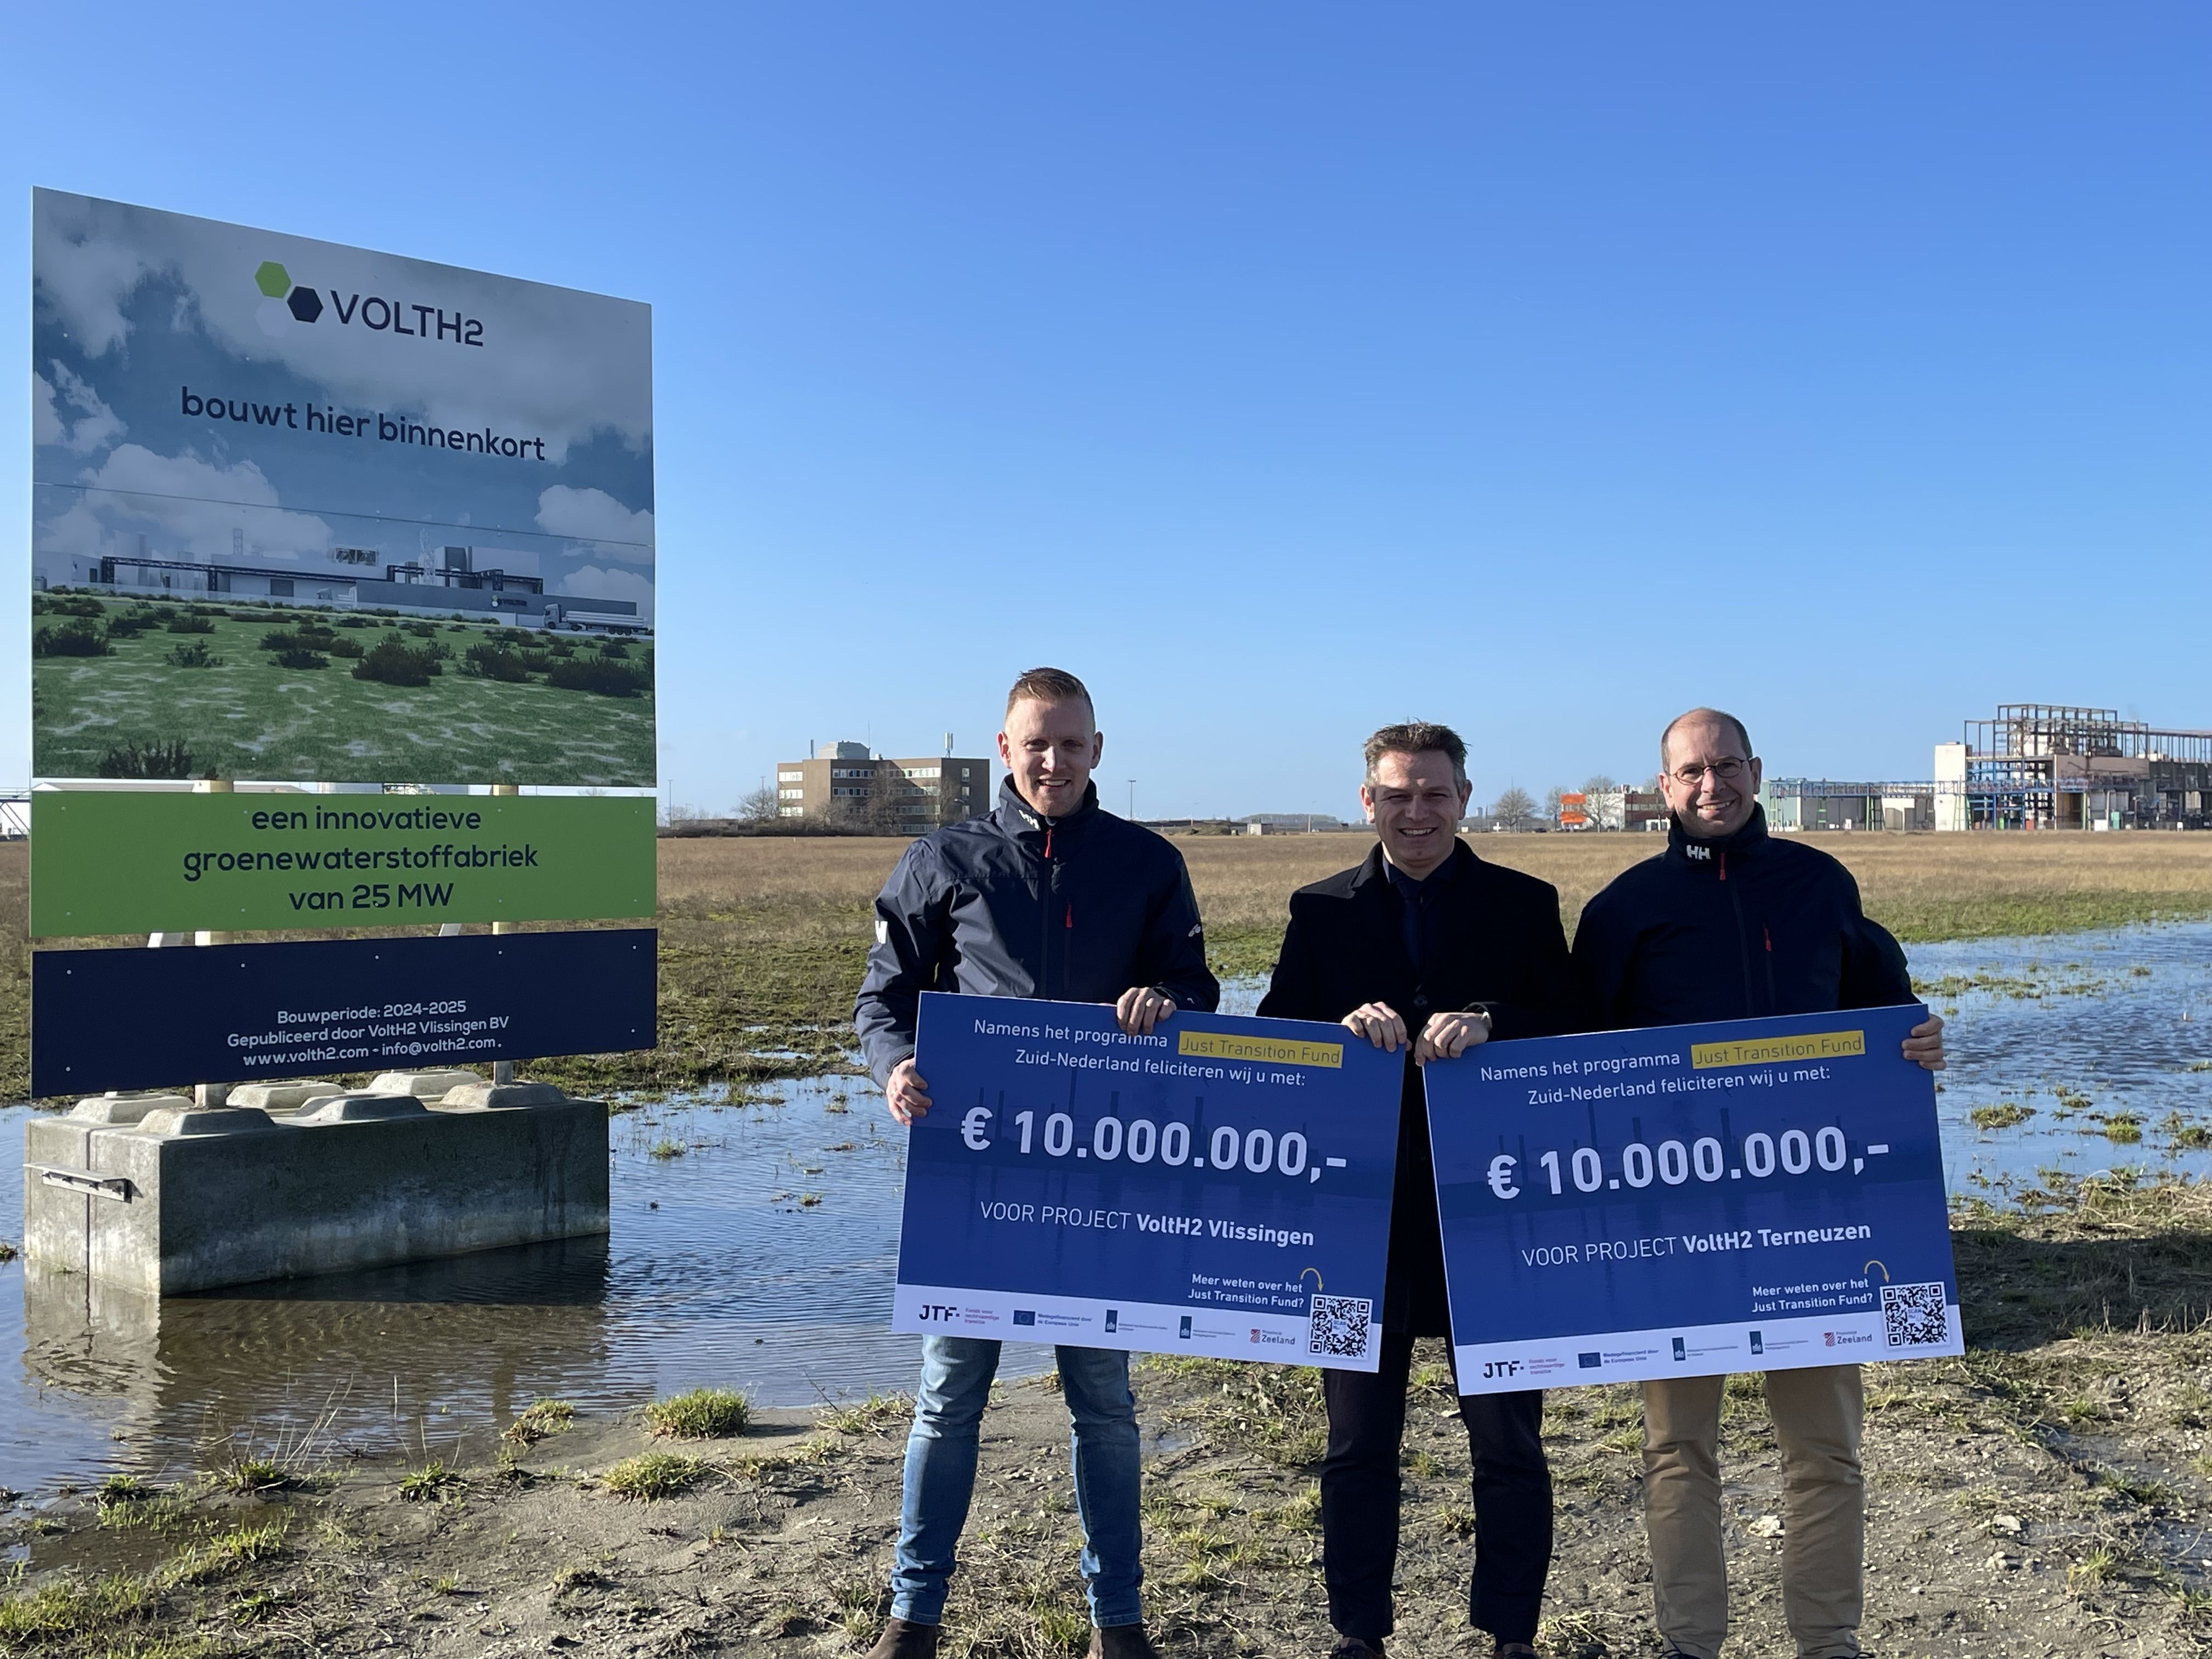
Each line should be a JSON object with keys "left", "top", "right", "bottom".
{"left": 1005, "top": 667, "right": 1093, "bottom": 718}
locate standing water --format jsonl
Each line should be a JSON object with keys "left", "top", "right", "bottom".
{"left": 2, "top": 921, "right": 2206, "bottom": 1497}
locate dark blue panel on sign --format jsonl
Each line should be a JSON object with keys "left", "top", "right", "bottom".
{"left": 32, "top": 929, "right": 656, "bottom": 1096}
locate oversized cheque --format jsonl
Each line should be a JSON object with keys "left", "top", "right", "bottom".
{"left": 892, "top": 991, "right": 1402, "bottom": 1370}
{"left": 1425, "top": 1005, "right": 1962, "bottom": 1393}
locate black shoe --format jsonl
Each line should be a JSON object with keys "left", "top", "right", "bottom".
{"left": 1088, "top": 1626, "right": 1162, "bottom": 1659}
{"left": 1328, "top": 1640, "right": 1385, "bottom": 1659}
{"left": 866, "top": 1618, "right": 940, "bottom": 1659}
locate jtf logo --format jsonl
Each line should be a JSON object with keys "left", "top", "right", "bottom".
{"left": 918, "top": 1304, "right": 958, "bottom": 1323}
{"left": 1482, "top": 1359, "right": 1524, "bottom": 1380}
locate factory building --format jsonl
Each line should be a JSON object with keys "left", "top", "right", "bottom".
{"left": 1938, "top": 704, "right": 2212, "bottom": 831}
{"left": 48, "top": 543, "right": 644, "bottom": 633}
{"left": 1762, "top": 703, "right": 2210, "bottom": 832}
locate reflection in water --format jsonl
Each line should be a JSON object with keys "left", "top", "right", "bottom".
{"left": 4, "top": 921, "right": 2204, "bottom": 1496}
{"left": 2, "top": 1076, "right": 1047, "bottom": 1494}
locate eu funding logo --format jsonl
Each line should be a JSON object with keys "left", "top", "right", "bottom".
{"left": 252, "top": 261, "right": 484, "bottom": 348}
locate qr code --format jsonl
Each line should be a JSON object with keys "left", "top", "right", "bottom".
{"left": 1309, "top": 1295, "right": 1373, "bottom": 1359}
{"left": 1882, "top": 1282, "right": 1950, "bottom": 1348}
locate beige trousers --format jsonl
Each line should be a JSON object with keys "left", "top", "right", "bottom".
{"left": 1640, "top": 1365, "right": 1864, "bottom": 1659}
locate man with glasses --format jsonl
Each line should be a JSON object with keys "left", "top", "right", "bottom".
{"left": 1572, "top": 708, "right": 1945, "bottom": 1659}
{"left": 1260, "top": 721, "right": 1578, "bottom": 1659}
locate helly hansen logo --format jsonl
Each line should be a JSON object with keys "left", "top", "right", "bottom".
{"left": 1685, "top": 844, "right": 1711, "bottom": 861}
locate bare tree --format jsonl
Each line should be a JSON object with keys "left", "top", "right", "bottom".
{"left": 1493, "top": 787, "right": 1536, "bottom": 830}
{"left": 736, "top": 785, "right": 781, "bottom": 825}
{"left": 1543, "top": 786, "right": 1567, "bottom": 825}
{"left": 1582, "top": 774, "right": 1618, "bottom": 797}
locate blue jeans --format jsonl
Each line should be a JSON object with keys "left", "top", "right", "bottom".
{"left": 890, "top": 1336, "right": 1143, "bottom": 1628}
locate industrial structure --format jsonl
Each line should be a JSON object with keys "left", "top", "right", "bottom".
{"left": 776, "top": 741, "right": 992, "bottom": 831}
{"left": 1939, "top": 703, "right": 2212, "bottom": 831}
{"left": 1763, "top": 703, "right": 2211, "bottom": 832}
{"left": 46, "top": 541, "right": 645, "bottom": 633}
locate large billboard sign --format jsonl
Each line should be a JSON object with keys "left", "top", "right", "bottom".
{"left": 31, "top": 190, "right": 655, "bottom": 788}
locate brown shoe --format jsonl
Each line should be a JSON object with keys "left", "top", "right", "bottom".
{"left": 1088, "top": 1624, "right": 1163, "bottom": 1659}
{"left": 866, "top": 1617, "right": 940, "bottom": 1659}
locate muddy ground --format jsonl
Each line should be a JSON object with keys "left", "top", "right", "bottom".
{"left": 7, "top": 1175, "right": 2212, "bottom": 1658}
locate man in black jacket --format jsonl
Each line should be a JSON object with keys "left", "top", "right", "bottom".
{"left": 1259, "top": 721, "right": 1577, "bottom": 1659}
{"left": 1573, "top": 708, "right": 1945, "bottom": 1659}
{"left": 854, "top": 668, "right": 1219, "bottom": 1659}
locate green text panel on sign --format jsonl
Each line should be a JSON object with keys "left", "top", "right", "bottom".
{"left": 31, "top": 792, "right": 657, "bottom": 937}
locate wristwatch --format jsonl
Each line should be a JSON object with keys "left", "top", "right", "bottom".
{"left": 1464, "top": 1003, "right": 1496, "bottom": 1036}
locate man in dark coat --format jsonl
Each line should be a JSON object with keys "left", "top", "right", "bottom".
{"left": 1573, "top": 707, "right": 1945, "bottom": 1659}
{"left": 1259, "top": 721, "right": 1578, "bottom": 1659}
{"left": 855, "top": 667, "right": 1219, "bottom": 1659}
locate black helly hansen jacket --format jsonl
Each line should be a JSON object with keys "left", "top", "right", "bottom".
{"left": 854, "top": 778, "right": 1220, "bottom": 1085}
{"left": 1572, "top": 805, "right": 1915, "bottom": 1031}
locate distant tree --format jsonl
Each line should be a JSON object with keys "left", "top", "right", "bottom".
{"left": 1582, "top": 774, "right": 1618, "bottom": 797}
{"left": 1543, "top": 787, "right": 1566, "bottom": 823}
{"left": 1493, "top": 787, "right": 1536, "bottom": 830}
{"left": 736, "top": 784, "right": 781, "bottom": 825}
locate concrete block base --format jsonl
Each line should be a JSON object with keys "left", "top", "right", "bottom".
{"left": 25, "top": 1088, "right": 610, "bottom": 1295}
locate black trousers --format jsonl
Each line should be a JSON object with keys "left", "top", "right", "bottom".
{"left": 1320, "top": 1331, "right": 1553, "bottom": 1646}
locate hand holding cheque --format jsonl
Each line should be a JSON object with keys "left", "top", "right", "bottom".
{"left": 885, "top": 985, "right": 1178, "bottom": 1127}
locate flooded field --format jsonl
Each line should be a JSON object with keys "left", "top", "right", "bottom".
{"left": 1, "top": 920, "right": 2204, "bottom": 1500}
{"left": 0, "top": 1075, "right": 1058, "bottom": 1498}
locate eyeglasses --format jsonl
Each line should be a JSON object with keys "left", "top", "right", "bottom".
{"left": 1672, "top": 758, "right": 1748, "bottom": 786}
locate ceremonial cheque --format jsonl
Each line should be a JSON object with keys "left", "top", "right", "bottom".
{"left": 1425, "top": 1004, "right": 1963, "bottom": 1395}
{"left": 893, "top": 991, "right": 1402, "bottom": 1366}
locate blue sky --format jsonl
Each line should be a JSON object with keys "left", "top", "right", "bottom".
{"left": 5, "top": 5, "right": 2206, "bottom": 819}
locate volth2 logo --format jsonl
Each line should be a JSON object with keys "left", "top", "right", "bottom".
{"left": 253, "top": 261, "right": 483, "bottom": 347}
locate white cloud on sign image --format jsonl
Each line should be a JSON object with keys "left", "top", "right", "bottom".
{"left": 559, "top": 565, "right": 654, "bottom": 609}
{"left": 35, "top": 365, "right": 128, "bottom": 455}
{"left": 537, "top": 486, "right": 653, "bottom": 558}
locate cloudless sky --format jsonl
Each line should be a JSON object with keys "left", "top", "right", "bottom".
{"left": 5, "top": 5, "right": 2207, "bottom": 820}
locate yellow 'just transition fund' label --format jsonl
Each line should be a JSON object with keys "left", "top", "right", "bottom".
{"left": 1690, "top": 1029, "right": 1866, "bottom": 1070}
{"left": 1178, "top": 1029, "right": 1344, "bottom": 1069}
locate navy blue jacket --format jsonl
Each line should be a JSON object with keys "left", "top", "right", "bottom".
{"left": 854, "top": 778, "right": 1221, "bottom": 1085}
{"left": 1573, "top": 806, "right": 1914, "bottom": 1031}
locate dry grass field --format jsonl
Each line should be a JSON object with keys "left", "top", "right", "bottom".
{"left": 6, "top": 830, "right": 2212, "bottom": 1101}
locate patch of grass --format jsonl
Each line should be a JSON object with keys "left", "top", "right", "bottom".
{"left": 212, "top": 1457, "right": 286, "bottom": 1494}
{"left": 603, "top": 1452, "right": 709, "bottom": 1500}
{"left": 397, "top": 1458, "right": 462, "bottom": 1502}
{"left": 648, "top": 1138, "right": 686, "bottom": 1159}
{"left": 501, "top": 1398, "right": 577, "bottom": 1447}
{"left": 2068, "top": 1546, "right": 2122, "bottom": 1585}
{"left": 165, "top": 1521, "right": 287, "bottom": 1584}
{"left": 819, "top": 1393, "right": 911, "bottom": 1436}
{"left": 646, "top": 1387, "right": 751, "bottom": 1439}
{"left": 1437, "top": 1499, "right": 1477, "bottom": 1538}
{"left": 1971, "top": 1102, "right": 2035, "bottom": 1130}
{"left": 0, "top": 1572, "right": 148, "bottom": 1639}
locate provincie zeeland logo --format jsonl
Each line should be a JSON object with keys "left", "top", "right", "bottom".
{"left": 252, "top": 261, "right": 484, "bottom": 348}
